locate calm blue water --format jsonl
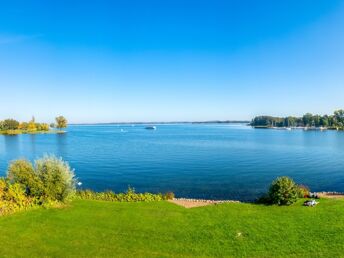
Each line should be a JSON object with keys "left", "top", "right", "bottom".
{"left": 1, "top": 124, "right": 344, "bottom": 201}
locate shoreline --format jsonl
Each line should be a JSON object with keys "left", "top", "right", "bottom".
{"left": 170, "top": 191, "right": 344, "bottom": 208}
{"left": 252, "top": 125, "right": 341, "bottom": 130}
{"left": 69, "top": 121, "right": 250, "bottom": 125}
{"left": 0, "top": 130, "right": 66, "bottom": 135}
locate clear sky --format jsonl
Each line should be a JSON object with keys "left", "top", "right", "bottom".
{"left": 1, "top": 0, "right": 344, "bottom": 123}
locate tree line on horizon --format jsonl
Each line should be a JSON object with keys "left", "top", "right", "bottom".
{"left": 251, "top": 109, "right": 344, "bottom": 129}
{"left": 0, "top": 116, "right": 67, "bottom": 133}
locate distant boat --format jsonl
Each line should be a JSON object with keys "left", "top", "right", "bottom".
{"left": 145, "top": 126, "right": 157, "bottom": 130}
{"left": 304, "top": 127, "right": 327, "bottom": 131}
{"left": 272, "top": 127, "right": 291, "bottom": 130}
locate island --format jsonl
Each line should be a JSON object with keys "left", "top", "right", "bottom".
{"left": 0, "top": 116, "right": 67, "bottom": 135}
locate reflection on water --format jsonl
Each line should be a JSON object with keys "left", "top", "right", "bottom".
{"left": 56, "top": 133, "right": 67, "bottom": 157}
{"left": 29, "top": 134, "right": 37, "bottom": 156}
{"left": 1, "top": 124, "right": 344, "bottom": 200}
{"left": 4, "top": 135, "right": 20, "bottom": 157}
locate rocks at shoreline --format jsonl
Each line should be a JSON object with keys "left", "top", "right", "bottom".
{"left": 173, "top": 198, "right": 240, "bottom": 203}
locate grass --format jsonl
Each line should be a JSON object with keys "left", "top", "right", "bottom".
{"left": 0, "top": 199, "right": 344, "bottom": 257}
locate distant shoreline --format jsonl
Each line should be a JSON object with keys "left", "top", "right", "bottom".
{"left": 69, "top": 121, "right": 250, "bottom": 125}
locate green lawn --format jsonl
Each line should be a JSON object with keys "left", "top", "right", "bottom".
{"left": 0, "top": 199, "right": 343, "bottom": 257}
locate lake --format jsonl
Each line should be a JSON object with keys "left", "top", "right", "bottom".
{"left": 1, "top": 124, "right": 344, "bottom": 201}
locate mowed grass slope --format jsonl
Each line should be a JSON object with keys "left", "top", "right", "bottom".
{"left": 0, "top": 199, "right": 343, "bottom": 257}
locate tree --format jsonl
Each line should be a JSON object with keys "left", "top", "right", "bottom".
{"left": 268, "top": 177, "right": 298, "bottom": 205}
{"left": 284, "top": 116, "right": 296, "bottom": 127}
{"left": 18, "top": 122, "right": 28, "bottom": 130}
{"left": 27, "top": 117, "right": 36, "bottom": 131}
{"left": 334, "top": 110, "right": 344, "bottom": 125}
{"left": 2, "top": 119, "right": 19, "bottom": 130}
{"left": 313, "top": 115, "right": 321, "bottom": 127}
{"left": 40, "top": 123, "right": 49, "bottom": 131}
{"left": 302, "top": 113, "right": 313, "bottom": 127}
{"left": 0, "top": 121, "right": 3, "bottom": 130}
{"left": 55, "top": 116, "right": 67, "bottom": 130}
{"left": 320, "top": 116, "right": 329, "bottom": 127}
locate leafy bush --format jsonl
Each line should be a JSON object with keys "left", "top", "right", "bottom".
{"left": 1, "top": 155, "right": 76, "bottom": 216}
{"left": 0, "top": 178, "right": 34, "bottom": 216}
{"left": 7, "top": 159, "right": 43, "bottom": 197}
{"left": 76, "top": 187, "right": 173, "bottom": 202}
{"left": 268, "top": 177, "right": 298, "bottom": 205}
{"left": 7, "top": 155, "right": 76, "bottom": 202}
{"left": 297, "top": 185, "right": 310, "bottom": 198}
{"left": 163, "top": 192, "right": 175, "bottom": 200}
{"left": 35, "top": 155, "right": 76, "bottom": 202}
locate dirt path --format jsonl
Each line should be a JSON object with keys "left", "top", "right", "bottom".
{"left": 168, "top": 198, "right": 239, "bottom": 208}
{"left": 317, "top": 192, "right": 344, "bottom": 199}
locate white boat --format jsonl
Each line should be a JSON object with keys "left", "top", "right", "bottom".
{"left": 145, "top": 126, "right": 157, "bottom": 130}
{"left": 272, "top": 127, "right": 291, "bottom": 130}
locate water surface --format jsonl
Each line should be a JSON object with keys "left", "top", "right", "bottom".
{"left": 1, "top": 124, "right": 344, "bottom": 201}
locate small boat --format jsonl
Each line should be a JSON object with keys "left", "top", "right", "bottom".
{"left": 272, "top": 127, "right": 291, "bottom": 130}
{"left": 145, "top": 126, "right": 157, "bottom": 130}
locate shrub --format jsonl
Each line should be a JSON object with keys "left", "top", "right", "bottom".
{"left": 7, "top": 159, "right": 43, "bottom": 197}
{"left": 35, "top": 155, "right": 76, "bottom": 202}
{"left": 163, "top": 192, "right": 175, "bottom": 200}
{"left": 0, "top": 178, "right": 34, "bottom": 216}
{"left": 7, "top": 155, "right": 76, "bottom": 202}
{"left": 1, "top": 155, "right": 76, "bottom": 216}
{"left": 76, "top": 187, "right": 170, "bottom": 202}
{"left": 297, "top": 185, "right": 310, "bottom": 198}
{"left": 268, "top": 176, "right": 298, "bottom": 205}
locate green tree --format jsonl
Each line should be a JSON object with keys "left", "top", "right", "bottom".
{"left": 2, "top": 119, "right": 19, "bottom": 130}
{"left": 55, "top": 116, "right": 67, "bottom": 130}
{"left": 302, "top": 113, "right": 313, "bottom": 127}
{"left": 313, "top": 115, "right": 321, "bottom": 127}
{"left": 320, "top": 116, "right": 329, "bottom": 127}
{"left": 284, "top": 116, "right": 296, "bottom": 127}
{"left": 334, "top": 110, "right": 344, "bottom": 126}
{"left": 268, "top": 177, "right": 298, "bottom": 205}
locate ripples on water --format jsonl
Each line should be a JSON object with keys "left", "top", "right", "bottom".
{"left": 1, "top": 124, "right": 344, "bottom": 201}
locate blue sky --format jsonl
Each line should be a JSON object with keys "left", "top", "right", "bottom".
{"left": 0, "top": 0, "right": 344, "bottom": 123}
